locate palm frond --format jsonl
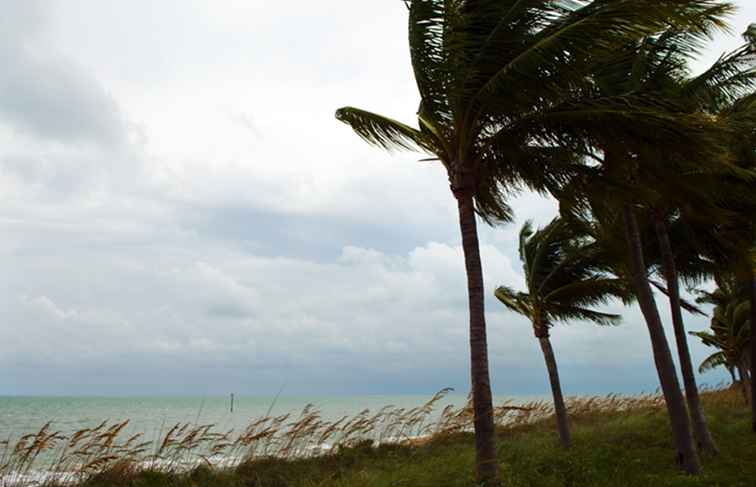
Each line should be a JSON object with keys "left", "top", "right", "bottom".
{"left": 494, "top": 285, "right": 533, "bottom": 320}
{"left": 474, "top": 0, "right": 733, "bottom": 111}
{"left": 408, "top": 0, "right": 460, "bottom": 126}
{"left": 698, "top": 351, "right": 727, "bottom": 374}
{"left": 690, "top": 330, "right": 719, "bottom": 346}
{"left": 682, "top": 43, "right": 756, "bottom": 111}
{"left": 649, "top": 279, "right": 707, "bottom": 316}
{"left": 518, "top": 220, "right": 535, "bottom": 268}
{"left": 545, "top": 277, "right": 628, "bottom": 308}
{"left": 511, "top": 94, "right": 728, "bottom": 164}
{"left": 335, "top": 107, "right": 438, "bottom": 154}
{"left": 481, "top": 142, "right": 587, "bottom": 197}
{"left": 549, "top": 305, "right": 622, "bottom": 327}
{"left": 744, "top": 23, "right": 756, "bottom": 46}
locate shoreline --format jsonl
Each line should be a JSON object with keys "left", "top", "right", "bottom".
{"left": 1, "top": 387, "right": 750, "bottom": 487}
{"left": 0, "top": 389, "right": 690, "bottom": 486}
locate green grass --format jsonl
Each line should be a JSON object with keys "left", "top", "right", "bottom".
{"left": 72, "top": 388, "right": 756, "bottom": 487}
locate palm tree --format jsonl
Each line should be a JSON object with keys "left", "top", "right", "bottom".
{"left": 680, "top": 82, "right": 756, "bottom": 430}
{"left": 693, "top": 277, "right": 752, "bottom": 403}
{"left": 561, "top": 201, "right": 724, "bottom": 454}
{"left": 661, "top": 23, "right": 756, "bottom": 432}
{"left": 715, "top": 94, "right": 756, "bottom": 431}
{"left": 336, "top": 1, "right": 732, "bottom": 480}
{"left": 557, "top": 170, "right": 716, "bottom": 469}
{"left": 495, "top": 218, "right": 624, "bottom": 448}
{"left": 650, "top": 210, "right": 731, "bottom": 452}
{"left": 679, "top": 24, "right": 756, "bottom": 435}
{"left": 642, "top": 37, "right": 756, "bottom": 453}
{"left": 549, "top": 5, "right": 744, "bottom": 469}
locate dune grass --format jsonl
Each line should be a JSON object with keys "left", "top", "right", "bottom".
{"left": 3, "top": 387, "right": 754, "bottom": 486}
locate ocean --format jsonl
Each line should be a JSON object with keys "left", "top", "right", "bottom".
{"left": 0, "top": 393, "right": 550, "bottom": 485}
{"left": 1, "top": 393, "right": 559, "bottom": 441}
{"left": 0, "top": 393, "right": 484, "bottom": 444}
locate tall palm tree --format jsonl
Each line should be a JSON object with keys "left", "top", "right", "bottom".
{"left": 550, "top": 5, "right": 741, "bottom": 469}
{"left": 715, "top": 94, "right": 756, "bottom": 431}
{"left": 336, "top": 1, "right": 732, "bottom": 480}
{"left": 678, "top": 24, "right": 756, "bottom": 435}
{"left": 641, "top": 36, "right": 756, "bottom": 453}
{"left": 557, "top": 170, "right": 716, "bottom": 470}
{"left": 495, "top": 218, "right": 624, "bottom": 448}
{"left": 681, "top": 84, "right": 756, "bottom": 430}
{"left": 657, "top": 23, "right": 756, "bottom": 432}
{"left": 561, "top": 200, "right": 724, "bottom": 453}
{"left": 653, "top": 214, "right": 738, "bottom": 454}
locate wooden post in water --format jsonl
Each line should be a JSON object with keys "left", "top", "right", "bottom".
{"left": 230, "top": 393, "right": 234, "bottom": 413}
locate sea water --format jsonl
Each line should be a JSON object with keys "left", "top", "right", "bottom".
{"left": 0, "top": 394, "right": 477, "bottom": 444}
{"left": 0, "top": 393, "right": 550, "bottom": 485}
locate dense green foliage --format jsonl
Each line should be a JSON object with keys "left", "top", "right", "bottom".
{"left": 70, "top": 390, "right": 754, "bottom": 487}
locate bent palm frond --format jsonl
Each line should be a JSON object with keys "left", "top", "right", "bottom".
{"left": 698, "top": 351, "right": 728, "bottom": 374}
{"left": 545, "top": 277, "right": 628, "bottom": 308}
{"left": 474, "top": 0, "right": 733, "bottom": 110}
{"left": 549, "top": 305, "right": 621, "bottom": 327}
{"left": 335, "top": 107, "right": 439, "bottom": 155}
{"left": 683, "top": 44, "right": 756, "bottom": 110}
{"left": 494, "top": 286, "right": 533, "bottom": 320}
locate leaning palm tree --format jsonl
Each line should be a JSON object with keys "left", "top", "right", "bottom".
{"left": 712, "top": 93, "right": 756, "bottom": 429}
{"left": 557, "top": 168, "right": 718, "bottom": 469}
{"left": 550, "top": 3, "right": 740, "bottom": 469}
{"left": 336, "top": 1, "right": 733, "bottom": 481}
{"left": 638, "top": 32, "right": 756, "bottom": 454}
{"left": 495, "top": 218, "right": 624, "bottom": 448}
{"left": 678, "top": 85, "right": 756, "bottom": 429}
{"left": 672, "top": 25, "right": 756, "bottom": 436}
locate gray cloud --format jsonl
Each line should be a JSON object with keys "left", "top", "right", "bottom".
{"left": 0, "top": 47, "right": 125, "bottom": 146}
{"left": 0, "top": 1, "right": 126, "bottom": 147}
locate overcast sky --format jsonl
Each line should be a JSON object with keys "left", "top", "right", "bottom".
{"left": 1, "top": 1, "right": 754, "bottom": 397}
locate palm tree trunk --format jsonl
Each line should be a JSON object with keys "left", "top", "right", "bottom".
{"left": 751, "top": 271, "right": 756, "bottom": 432}
{"left": 622, "top": 205, "right": 700, "bottom": 474}
{"left": 738, "top": 363, "right": 752, "bottom": 406}
{"left": 537, "top": 331, "right": 571, "bottom": 448}
{"left": 653, "top": 215, "right": 718, "bottom": 454}
{"left": 456, "top": 191, "right": 500, "bottom": 485}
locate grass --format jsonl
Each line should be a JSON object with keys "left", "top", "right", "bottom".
{"left": 3, "top": 388, "right": 755, "bottom": 486}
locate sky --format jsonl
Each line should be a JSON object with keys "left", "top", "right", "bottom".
{"left": 1, "top": 1, "right": 754, "bottom": 397}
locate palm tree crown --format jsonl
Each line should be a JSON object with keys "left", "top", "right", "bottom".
{"left": 693, "top": 276, "right": 752, "bottom": 376}
{"left": 495, "top": 217, "right": 624, "bottom": 337}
